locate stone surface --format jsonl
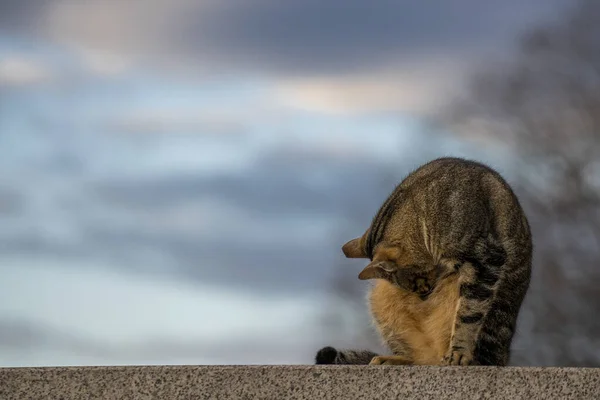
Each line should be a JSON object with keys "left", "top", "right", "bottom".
{"left": 1, "top": 365, "right": 600, "bottom": 399}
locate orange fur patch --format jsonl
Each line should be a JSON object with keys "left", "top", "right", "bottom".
{"left": 369, "top": 273, "right": 460, "bottom": 365}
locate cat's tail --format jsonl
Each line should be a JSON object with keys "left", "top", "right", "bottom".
{"left": 315, "top": 346, "right": 379, "bottom": 365}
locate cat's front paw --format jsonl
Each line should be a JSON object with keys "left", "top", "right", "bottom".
{"left": 315, "top": 346, "right": 338, "bottom": 364}
{"left": 442, "top": 348, "right": 474, "bottom": 366}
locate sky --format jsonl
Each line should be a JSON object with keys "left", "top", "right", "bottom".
{"left": 0, "top": 0, "right": 571, "bottom": 366}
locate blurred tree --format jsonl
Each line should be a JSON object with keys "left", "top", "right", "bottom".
{"left": 446, "top": 0, "right": 600, "bottom": 366}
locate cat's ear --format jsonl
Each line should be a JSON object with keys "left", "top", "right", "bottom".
{"left": 358, "top": 261, "right": 396, "bottom": 280}
{"left": 342, "top": 237, "right": 367, "bottom": 259}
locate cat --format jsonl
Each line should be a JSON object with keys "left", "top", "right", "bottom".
{"left": 315, "top": 157, "right": 532, "bottom": 366}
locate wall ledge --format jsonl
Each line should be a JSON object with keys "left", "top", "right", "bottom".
{"left": 1, "top": 365, "right": 599, "bottom": 400}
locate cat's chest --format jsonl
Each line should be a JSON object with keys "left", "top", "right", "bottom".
{"left": 369, "top": 277, "right": 459, "bottom": 351}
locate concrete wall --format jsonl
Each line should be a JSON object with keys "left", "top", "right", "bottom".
{"left": 1, "top": 365, "right": 599, "bottom": 399}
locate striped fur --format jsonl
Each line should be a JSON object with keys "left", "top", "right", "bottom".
{"left": 315, "top": 157, "right": 532, "bottom": 366}
{"left": 315, "top": 347, "right": 378, "bottom": 365}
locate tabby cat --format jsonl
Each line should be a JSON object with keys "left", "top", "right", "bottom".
{"left": 315, "top": 157, "right": 532, "bottom": 366}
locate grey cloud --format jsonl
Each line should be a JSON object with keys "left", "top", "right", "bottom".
{"left": 0, "top": 317, "right": 321, "bottom": 364}
{"left": 0, "top": 187, "right": 25, "bottom": 215}
{"left": 92, "top": 153, "right": 392, "bottom": 217}
{"left": 0, "top": 1, "right": 52, "bottom": 34}
{"left": 0, "top": 149, "right": 398, "bottom": 295}
{"left": 0, "top": 129, "right": 457, "bottom": 296}
{"left": 82, "top": 230, "right": 335, "bottom": 294}
{"left": 1, "top": 0, "right": 569, "bottom": 76}
{"left": 169, "top": 0, "right": 570, "bottom": 75}
{"left": 88, "top": 130, "right": 447, "bottom": 219}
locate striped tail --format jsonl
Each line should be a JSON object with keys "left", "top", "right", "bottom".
{"left": 315, "top": 346, "right": 379, "bottom": 365}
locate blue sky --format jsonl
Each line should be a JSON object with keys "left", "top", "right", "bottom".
{"left": 0, "top": 0, "right": 571, "bottom": 366}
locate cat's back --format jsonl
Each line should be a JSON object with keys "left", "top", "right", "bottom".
{"left": 387, "top": 157, "right": 529, "bottom": 251}
{"left": 397, "top": 157, "right": 514, "bottom": 199}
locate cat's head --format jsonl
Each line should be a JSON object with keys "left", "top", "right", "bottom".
{"left": 342, "top": 235, "right": 435, "bottom": 297}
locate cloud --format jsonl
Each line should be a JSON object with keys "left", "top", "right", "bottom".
{"left": 0, "top": 1, "right": 52, "bottom": 34}
{"left": 0, "top": 55, "right": 53, "bottom": 85}
{"left": 38, "top": 0, "right": 568, "bottom": 74}
{"left": 0, "top": 260, "right": 327, "bottom": 365}
{"left": 273, "top": 58, "right": 468, "bottom": 115}
{"left": 0, "top": 128, "right": 410, "bottom": 294}
{"left": 111, "top": 108, "right": 247, "bottom": 135}
{"left": 0, "top": 317, "right": 323, "bottom": 365}
{"left": 76, "top": 49, "right": 132, "bottom": 76}
{"left": 0, "top": 0, "right": 569, "bottom": 112}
